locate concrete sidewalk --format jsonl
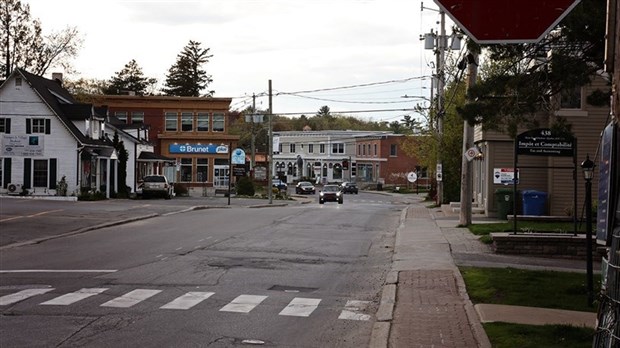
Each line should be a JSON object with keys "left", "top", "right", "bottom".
{"left": 371, "top": 195, "right": 597, "bottom": 348}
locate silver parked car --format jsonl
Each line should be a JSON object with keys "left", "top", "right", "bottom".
{"left": 140, "top": 175, "right": 173, "bottom": 199}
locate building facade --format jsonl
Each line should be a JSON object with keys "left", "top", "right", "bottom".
{"left": 473, "top": 74, "right": 611, "bottom": 216}
{"left": 272, "top": 130, "right": 423, "bottom": 186}
{"left": 0, "top": 69, "right": 130, "bottom": 198}
{"left": 91, "top": 95, "right": 240, "bottom": 190}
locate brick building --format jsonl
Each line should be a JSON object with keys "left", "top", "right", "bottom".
{"left": 92, "top": 95, "right": 239, "bottom": 191}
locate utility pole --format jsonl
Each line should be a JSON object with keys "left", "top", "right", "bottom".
{"left": 436, "top": 9, "right": 446, "bottom": 206}
{"left": 421, "top": 3, "right": 459, "bottom": 206}
{"left": 251, "top": 93, "right": 257, "bottom": 169}
{"left": 268, "top": 80, "right": 273, "bottom": 204}
{"left": 459, "top": 50, "right": 478, "bottom": 226}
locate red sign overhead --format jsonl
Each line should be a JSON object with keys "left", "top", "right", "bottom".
{"left": 433, "top": 0, "right": 581, "bottom": 44}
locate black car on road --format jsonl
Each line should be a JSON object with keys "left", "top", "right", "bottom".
{"left": 295, "top": 181, "right": 316, "bottom": 194}
{"left": 319, "top": 185, "right": 343, "bottom": 204}
{"left": 340, "top": 182, "right": 358, "bottom": 194}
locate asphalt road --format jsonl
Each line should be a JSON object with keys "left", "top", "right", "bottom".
{"left": 0, "top": 192, "right": 407, "bottom": 347}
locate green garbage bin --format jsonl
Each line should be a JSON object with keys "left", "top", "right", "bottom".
{"left": 495, "top": 188, "right": 519, "bottom": 220}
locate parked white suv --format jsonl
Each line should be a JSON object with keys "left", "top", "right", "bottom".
{"left": 140, "top": 175, "right": 173, "bottom": 199}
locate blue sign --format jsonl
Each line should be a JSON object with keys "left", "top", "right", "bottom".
{"left": 169, "top": 144, "right": 228, "bottom": 154}
{"left": 232, "top": 148, "right": 246, "bottom": 164}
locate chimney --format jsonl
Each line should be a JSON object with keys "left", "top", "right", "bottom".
{"left": 52, "top": 72, "right": 63, "bottom": 86}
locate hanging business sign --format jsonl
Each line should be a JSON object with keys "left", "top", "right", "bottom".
{"left": 231, "top": 148, "right": 246, "bottom": 165}
{"left": 169, "top": 144, "right": 228, "bottom": 154}
{"left": 516, "top": 128, "right": 575, "bottom": 157}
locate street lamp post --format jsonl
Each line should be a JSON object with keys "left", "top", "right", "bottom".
{"left": 581, "top": 154, "right": 595, "bottom": 307}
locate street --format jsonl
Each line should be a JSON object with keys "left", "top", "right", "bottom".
{"left": 0, "top": 192, "right": 406, "bottom": 347}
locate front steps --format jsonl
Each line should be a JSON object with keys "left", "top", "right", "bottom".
{"left": 449, "top": 201, "right": 485, "bottom": 214}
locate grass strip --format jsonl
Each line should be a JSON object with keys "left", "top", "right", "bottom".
{"left": 484, "top": 322, "right": 594, "bottom": 348}
{"left": 460, "top": 266, "right": 599, "bottom": 312}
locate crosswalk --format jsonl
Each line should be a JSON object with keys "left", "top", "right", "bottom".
{"left": 0, "top": 287, "right": 373, "bottom": 320}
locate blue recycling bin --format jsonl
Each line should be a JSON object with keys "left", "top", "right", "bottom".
{"left": 522, "top": 190, "right": 548, "bottom": 216}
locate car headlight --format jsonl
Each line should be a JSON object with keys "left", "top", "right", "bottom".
{"left": 336, "top": 192, "right": 341, "bottom": 197}
{"left": 319, "top": 192, "right": 324, "bottom": 196}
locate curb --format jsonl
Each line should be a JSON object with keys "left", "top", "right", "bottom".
{"left": 453, "top": 268, "right": 493, "bottom": 348}
{"left": 0, "top": 213, "right": 158, "bottom": 251}
{"left": 369, "top": 207, "right": 408, "bottom": 348}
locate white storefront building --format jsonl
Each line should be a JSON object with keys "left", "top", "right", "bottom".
{"left": 272, "top": 130, "right": 392, "bottom": 184}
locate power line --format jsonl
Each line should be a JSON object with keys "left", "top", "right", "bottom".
{"left": 280, "top": 93, "right": 420, "bottom": 105}
{"left": 275, "top": 76, "right": 430, "bottom": 95}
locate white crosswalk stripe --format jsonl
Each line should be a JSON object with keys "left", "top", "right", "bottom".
{"left": 219, "top": 294, "right": 267, "bottom": 313}
{"left": 0, "top": 288, "right": 55, "bottom": 306}
{"left": 160, "top": 291, "right": 215, "bottom": 310}
{"left": 100, "top": 289, "right": 162, "bottom": 308}
{"left": 338, "top": 300, "right": 372, "bottom": 321}
{"left": 1, "top": 287, "right": 372, "bottom": 320}
{"left": 41, "top": 288, "right": 108, "bottom": 306}
{"left": 279, "top": 297, "right": 321, "bottom": 317}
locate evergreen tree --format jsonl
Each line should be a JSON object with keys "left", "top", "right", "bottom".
{"left": 1, "top": 0, "right": 82, "bottom": 78}
{"left": 163, "top": 40, "right": 213, "bottom": 97}
{"left": 104, "top": 59, "right": 156, "bottom": 95}
{"left": 112, "top": 132, "right": 129, "bottom": 198}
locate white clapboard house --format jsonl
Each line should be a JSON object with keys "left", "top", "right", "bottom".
{"left": 0, "top": 69, "right": 143, "bottom": 198}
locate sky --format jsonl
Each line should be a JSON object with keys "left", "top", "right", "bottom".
{"left": 26, "top": 0, "right": 460, "bottom": 124}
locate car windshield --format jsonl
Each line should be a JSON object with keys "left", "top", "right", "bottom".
{"left": 323, "top": 186, "right": 340, "bottom": 192}
{"left": 144, "top": 176, "right": 165, "bottom": 183}
{"left": 300, "top": 182, "right": 312, "bottom": 186}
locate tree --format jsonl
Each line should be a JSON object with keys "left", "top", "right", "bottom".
{"left": 64, "top": 77, "right": 108, "bottom": 101}
{"left": 103, "top": 59, "right": 157, "bottom": 95}
{"left": 458, "top": 0, "right": 607, "bottom": 136}
{"left": 401, "top": 79, "right": 466, "bottom": 203}
{"left": 1, "top": 0, "right": 82, "bottom": 78}
{"left": 112, "top": 132, "right": 129, "bottom": 198}
{"left": 163, "top": 40, "right": 213, "bottom": 97}
{"left": 316, "top": 105, "right": 332, "bottom": 118}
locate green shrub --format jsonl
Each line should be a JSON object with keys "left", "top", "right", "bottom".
{"left": 78, "top": 189, "right": 107, "bottom": 201}
{"left": 236, "top": 177, "right": 255, "bottom": 196}
{"left": 174, "top": 183, "right": 188, "bottom": 196}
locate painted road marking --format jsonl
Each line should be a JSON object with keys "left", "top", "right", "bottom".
{"left": 100, "top": 289, "right": 162, "bottom": 308}
{"left": 0, "top": 288, "right": 55, "bottom": 306}
{"left": 219, "top": 295, "right": 267, "bottom": 313}
{"left": 160, "top": 291, "right": 215, "bottom": 310}
{"left": 0, "top": 270, "right": 117, "bottom": 273}
{"left": 338, "top": 300, "right": 372, "bottom": 320}
{"left": 41, "top": 288, "right": 108, "bottom": 306}
{"left": 279, "top": 298, "right": 322, "bottom": 317}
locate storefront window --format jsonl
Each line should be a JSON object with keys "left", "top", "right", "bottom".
{"left": 180, "top": 158, "right": 192, "bottom": 182}
{"left": 333, "top": 163, "right": 342, "bottom": 179}
{"left": 197, "top": 158, "right": 208, "bottom": 182}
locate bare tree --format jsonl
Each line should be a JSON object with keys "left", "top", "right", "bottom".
{"left": 1, "top": 0, "right": 82, "bottom": 78}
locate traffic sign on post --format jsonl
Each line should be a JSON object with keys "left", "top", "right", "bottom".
{"left": 433, "top": 0, "right": 581, "bottom": 44}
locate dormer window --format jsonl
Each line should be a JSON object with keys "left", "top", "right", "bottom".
{"left": 15, "top": 77, "right": 22, "bottom": 87}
